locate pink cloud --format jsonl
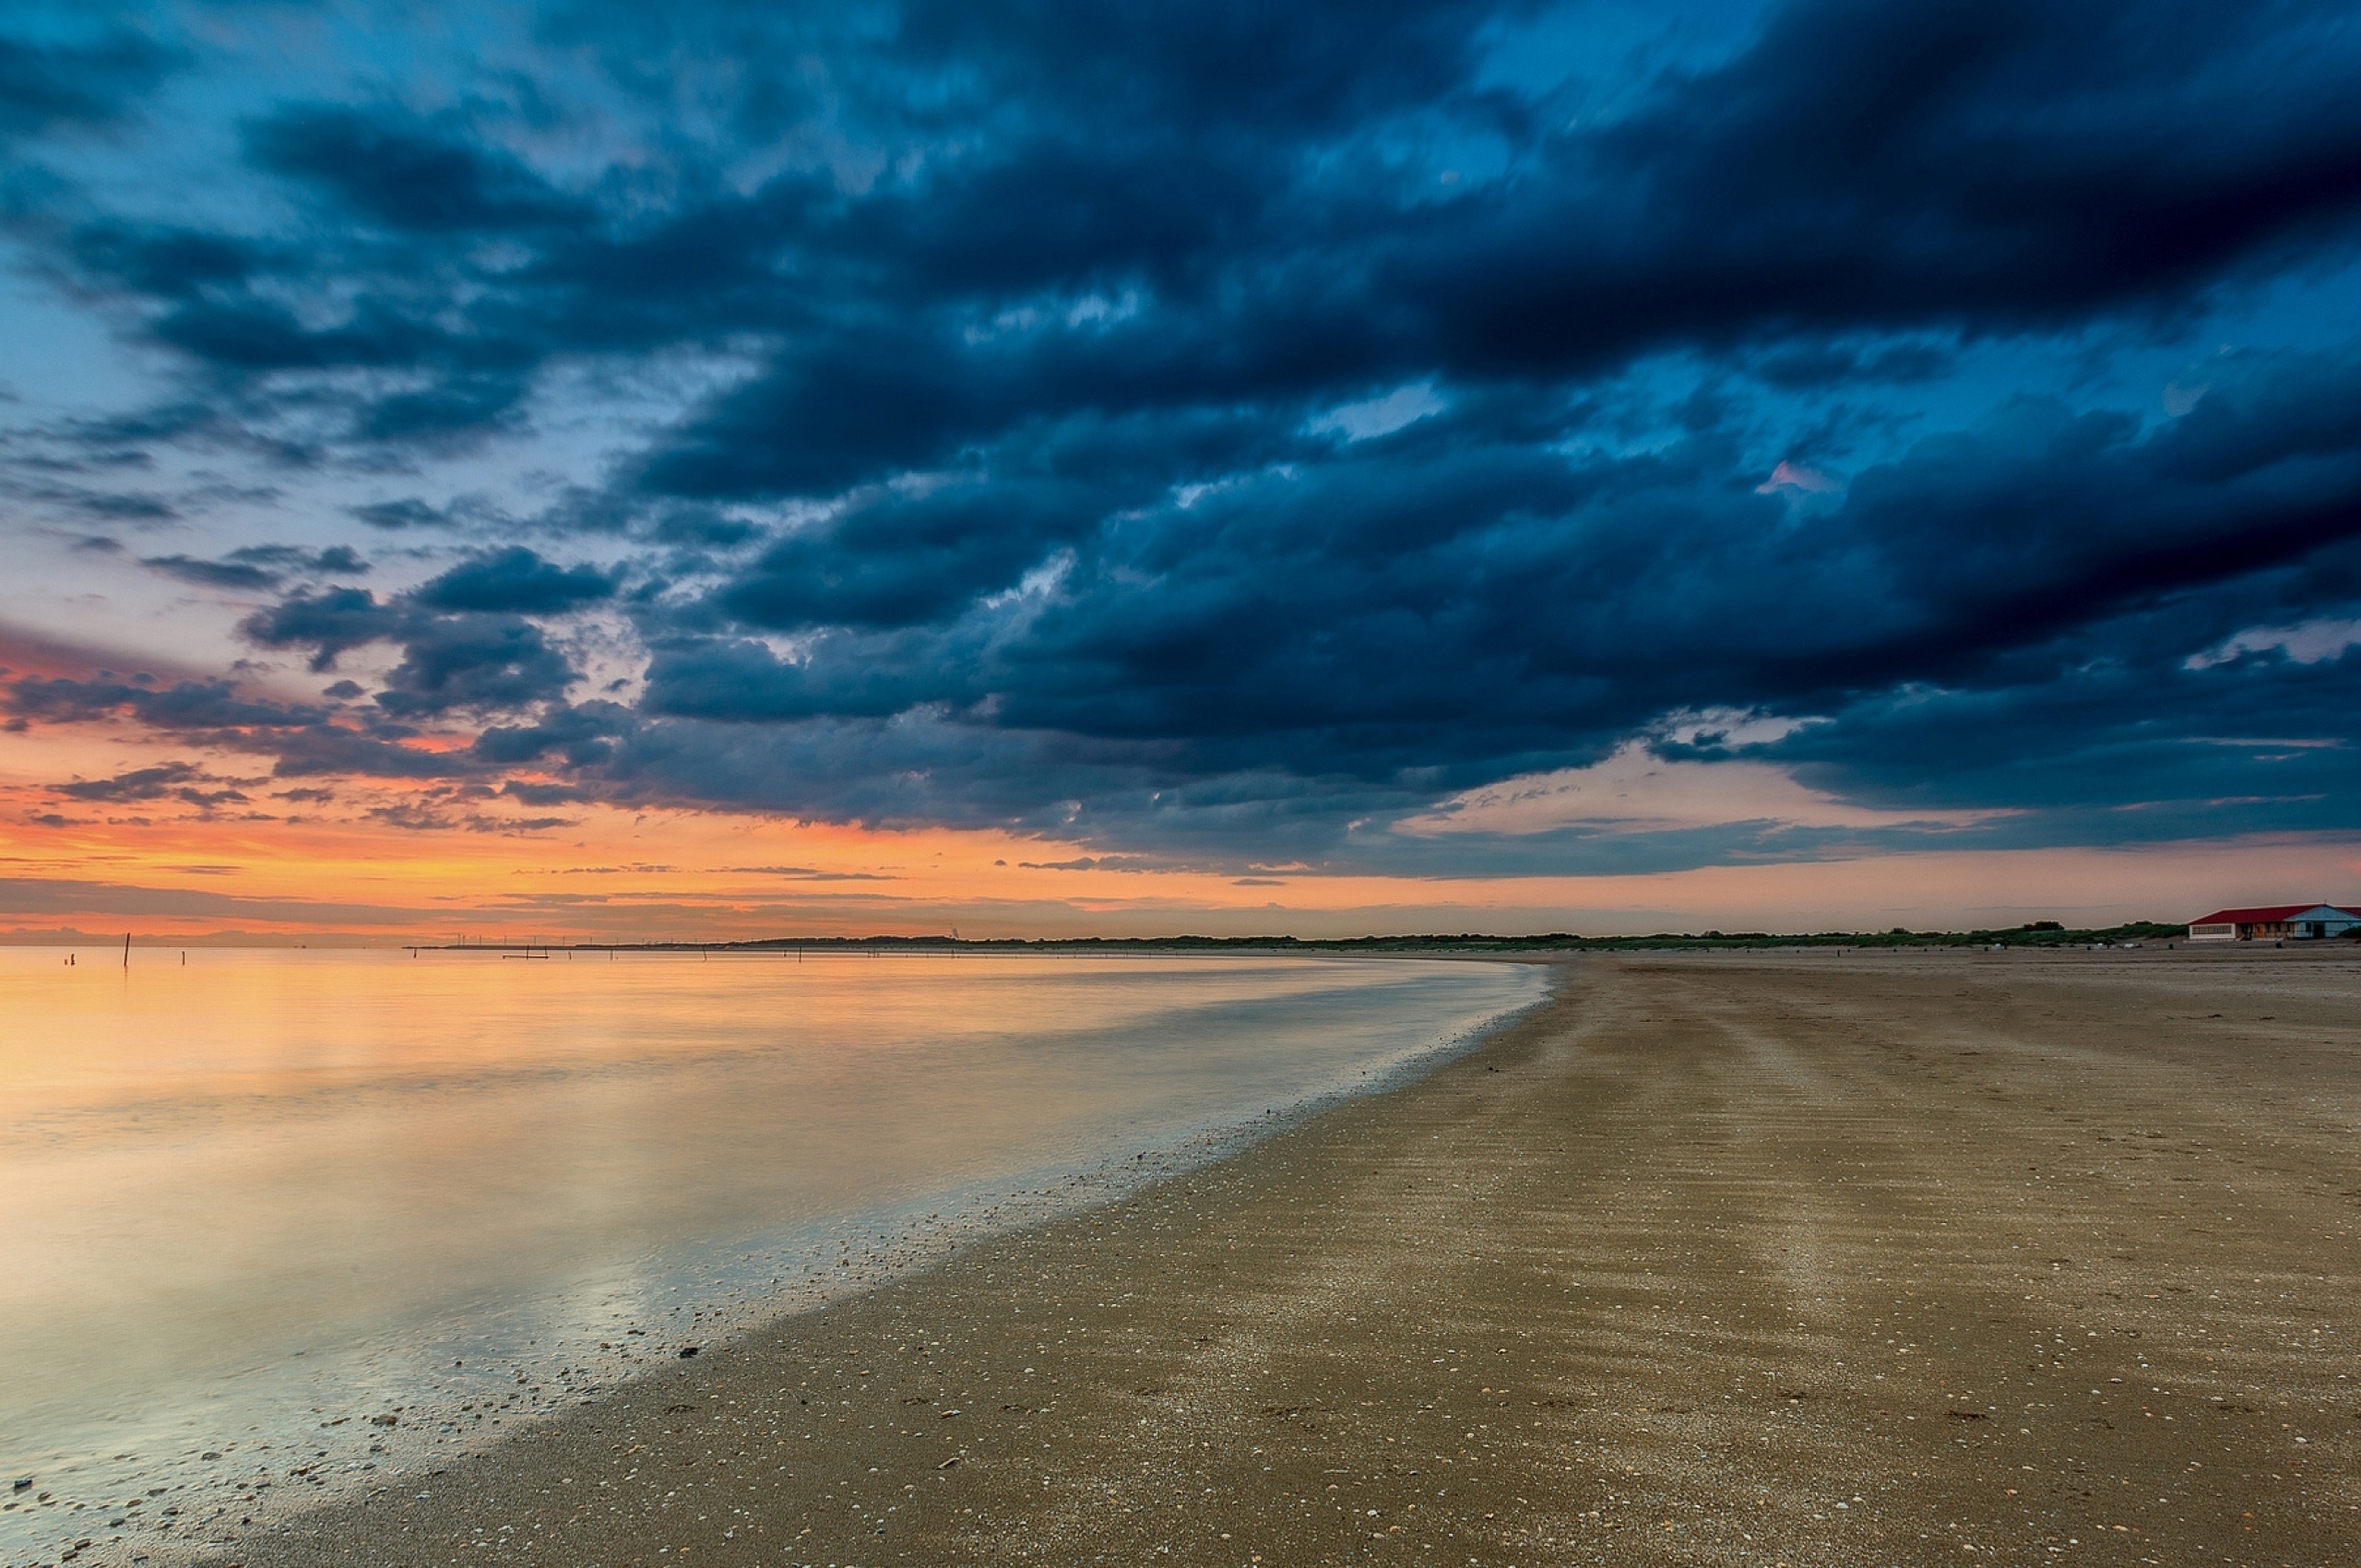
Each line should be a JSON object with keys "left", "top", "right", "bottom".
{"left": 1755, "top": 459, "right": 1839, "bottom": 495}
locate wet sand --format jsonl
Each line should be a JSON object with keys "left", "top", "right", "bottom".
{"left": 209, "top": 949, "right": 2359, "bottom": 1568}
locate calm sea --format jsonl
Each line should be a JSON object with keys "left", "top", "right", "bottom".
{"left": 0, "top": 947, "right": 1541, "bottom": 1561}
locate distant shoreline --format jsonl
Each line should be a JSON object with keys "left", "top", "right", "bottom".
{"left": 403, "top": 918, "right": 2200, "bottom": 954}
{"left": 0, "top": 917, "right": 2247, "bottom": 953}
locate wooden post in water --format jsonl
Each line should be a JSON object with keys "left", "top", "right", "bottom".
{"left": 122, "top": 932, "right": 130, "bottom": 968}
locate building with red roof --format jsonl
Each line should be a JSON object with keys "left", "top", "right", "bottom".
{"left": 2186, "top": 904, "right": 2361, "bottom": 941}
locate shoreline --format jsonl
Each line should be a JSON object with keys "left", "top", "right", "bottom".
{"left": 79, "top": 947, "right": 2361, "bottom": 1566}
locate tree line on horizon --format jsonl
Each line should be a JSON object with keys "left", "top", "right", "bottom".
{"left": 455, "top": 920, "right": 2201, "bottom": 954}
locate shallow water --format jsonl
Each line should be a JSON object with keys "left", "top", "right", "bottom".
{"left": 0, "top": 947, "right": 1540, "bottom": 1561}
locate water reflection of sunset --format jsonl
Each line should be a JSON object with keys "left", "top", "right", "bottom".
{"left": 0, "top": 945, "right": 1535, "bottom": 1564}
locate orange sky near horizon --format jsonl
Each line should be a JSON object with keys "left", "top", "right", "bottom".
{"left": 7, "top": 636, "right": 2357, "bottom": 944}
{"left": 10, "top": 734, "right": 2357, "bottom": 945}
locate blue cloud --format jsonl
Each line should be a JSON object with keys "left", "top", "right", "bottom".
{"left": 414, "top": 548, "right": 615, "bottom": 614}
{"left": 0, "top": 24, "right": 179, "bottom": 143}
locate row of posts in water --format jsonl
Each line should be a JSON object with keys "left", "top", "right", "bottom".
{"left": 59, "top": 933, "right": 170, "bottom": 967}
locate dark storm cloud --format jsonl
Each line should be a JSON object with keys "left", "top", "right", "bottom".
{"left": 348, "top": 499, "right": 453, "bottom": 531}
{"left": 637, "top": 635, "right": 979, "bottom": 722}
{"left": 29, "top": 0, "right": 2361, "bottom": 466}
{"left": 239, "top": 588, "right": 585, "bottom": 717}
{"left": 297, "top": 545, "right": 369, "bottom": 575}
{"left": 0, "top": 667, "right": 502, "bottom": 786}
{"left": 240, "top": 588, "right": 406, "bottom": 670}
{"left": 260, "top": 722, "right": 484, "bottom": 780}
{"left": 51, "top": 760, "right": 212, "bottom": 801}
{"left": 230, "top": 549, "right": 607, "bottom": 719}
{"left": 0, "top": 26, "right": 178, "bottom": 142}
{"left": 67, "top": 491, "right": 175, "bottom": 520}
{"left": 355, "top": 373, "right": 533, "bottom": 445}
{"left": 138, "top": 544, "right": 367, "bottom": 591}
{"left": 471, "top": 701, "right": 632, "bottom": 767}
{"left": 5, "top": 675, "right": 324, "bottom": 731}
{"left": 370, "top": 613, "right": 580, "bottom": 718}
{"left": 13, "top": 0, "right": 2361, "bottom": 864}
{"left": 635, "top": 0, "right": 2361, "bottom": 499}
{"left": 243, "top": 105, "right": 593, "bottom": 235}
{"left": 140, "top": 552, "right": 276, "bottom": 590}
{"left": 716, "top": 469, "right": 1177, "bottom": 632}
{"left": 0, "top": 672, "right": 449, "bottom": 781}
{"left": 413, "top": 548, "right": 614, "bottom": 614}
{"left": 694, "top": 359, "right": 2361, "bottom": 753}
{"left": 500, "top": 779, "right": 591, "bottom": 806}
{"left": 1380, "top": 0, "right": 2361, "bottom": 376}
{"left": 599, "top": 339, "right": 2361, "bottom": 859}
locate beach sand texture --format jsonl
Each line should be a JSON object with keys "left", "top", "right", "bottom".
{"left": 215, "top": 951, "right": 2358, "bottom": 1567}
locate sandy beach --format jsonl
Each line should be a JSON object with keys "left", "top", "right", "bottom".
{"left": 206, "top": 949, "right": 2359, "bottom": 1568}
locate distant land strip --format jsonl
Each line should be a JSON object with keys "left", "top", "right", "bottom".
{"left": 416, "top": 920, "right": 2209, "bottom": 955}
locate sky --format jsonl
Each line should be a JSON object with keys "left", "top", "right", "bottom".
{"left": 5, "top": 0, "right": 2361, "bottom": 942}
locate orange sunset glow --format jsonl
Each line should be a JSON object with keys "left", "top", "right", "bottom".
{"left": 12, "top": 669, "right": 2358, "bottom": 945}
